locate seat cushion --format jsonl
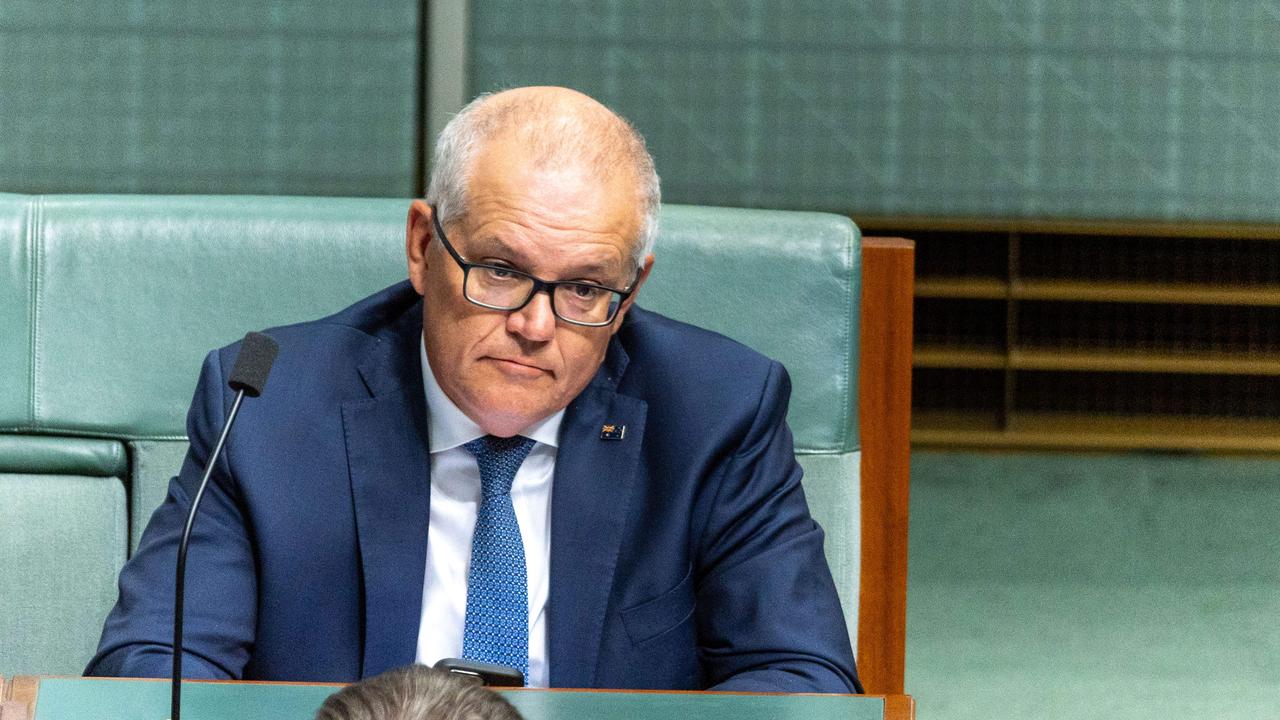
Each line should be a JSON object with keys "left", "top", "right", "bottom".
{"left": 798, "top": 451, "right": 862, "bottom": 653}
{"left": 126, "top": 440, "right": 190, "bottom": 552}
{"left": 0, "top": 473, "right": 126, "bottom": 676}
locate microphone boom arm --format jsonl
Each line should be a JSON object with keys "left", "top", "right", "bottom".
{"left": 171, "top": 387, "right": 246, "bottom": 720}
{"left": 171, "top": 330, "right": 276, "bottom": 720}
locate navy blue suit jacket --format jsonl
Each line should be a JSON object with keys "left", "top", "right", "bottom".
{"left": 87, "top": 281, "right": 860, "bottom": 692}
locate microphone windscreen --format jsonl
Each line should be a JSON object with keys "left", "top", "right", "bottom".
{"left": 227, "top": 331, "right": 280, "bottom": 397}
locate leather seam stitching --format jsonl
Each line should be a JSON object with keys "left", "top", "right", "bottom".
{"left": 0, "top": 427, "right": 188, "bottom": 441}
{"left": 26, "top": 196, "right": 42, "bottom": 430}
{"left": 127, "top": 440, "right": 147, "bottom": 554}
{"left": 842, "top": 224, "right": 856, "bottom": 453}
{"left": 22, "top": 197, "right": 32, "bottom": 428}
{"left": 112, "top": 473, "right": 127, "bottom": 567}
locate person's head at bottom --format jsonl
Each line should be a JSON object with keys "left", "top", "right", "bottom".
{"left": 316, "top": 665, "right": 523, "bottom": 720}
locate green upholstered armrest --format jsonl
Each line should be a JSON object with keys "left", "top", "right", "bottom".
{"left": 0, "top": 436, "right": 127, "bottom": 477}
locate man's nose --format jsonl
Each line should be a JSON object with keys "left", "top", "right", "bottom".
{"left": 507, "top": 289, "right": 557, "bottom": 341}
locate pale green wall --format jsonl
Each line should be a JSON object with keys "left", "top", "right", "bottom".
{"left": 0, "top": 1, "right": 419, "bottom": 196}
{"left": 8, "top": 1, "right": 1278, "bottom": 220}
{"left": 469, "top": 1, "right": 1280, "bottom": 221}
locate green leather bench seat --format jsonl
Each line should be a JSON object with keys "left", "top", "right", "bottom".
{"left": 0, "top": 193, "right": 862, "bottom": 676}
{"left": 1, "top": 473, "right": 126, "bottom": 675}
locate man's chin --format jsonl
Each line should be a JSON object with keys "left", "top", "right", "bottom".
{"left": 473, "top": 409, "right": 549, "bottom": 438}
{"left": 464, "top": 392, "right": 559, "bottom": 437}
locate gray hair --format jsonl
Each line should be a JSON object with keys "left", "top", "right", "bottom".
{"left": 426, "top": 89, "right": 661, "bottom": 270}
{"left": 315, "top": 665, "right": 523, "bottom": 720}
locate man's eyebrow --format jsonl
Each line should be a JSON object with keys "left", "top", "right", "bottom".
{"left": 468, "top": 234, "right": 522, "bottom": 259}
{"left": 469, "top": 235, "right": 622, "bottom": 281}
{"left": 467, "top": 234, "right": 534, "bottom": 268}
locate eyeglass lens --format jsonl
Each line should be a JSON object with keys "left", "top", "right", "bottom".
{"left": 466, "top": 266, "right": 622, "bottom": 325}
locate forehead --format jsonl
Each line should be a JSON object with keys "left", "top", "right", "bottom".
{"left": 459, "top": 136, "right": 642, "bottom": 266}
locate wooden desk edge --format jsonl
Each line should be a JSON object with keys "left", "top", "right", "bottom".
{"left": 2, "top": 677, "right": 38, "bottom": 720}
{"left": 883, "top": 693, "right": 915, "bottom": 720}
{"left": 11, "top": 677, "right": 913, "bottom": 720}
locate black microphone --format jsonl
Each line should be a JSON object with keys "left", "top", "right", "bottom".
{"left": 172, "top": 331, "right": 278, "bottom": 720}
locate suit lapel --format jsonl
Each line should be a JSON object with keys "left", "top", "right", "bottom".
{"left": 342, "top": 308, "right": 432, "bottom": 677}
{"left": 548, "top": 342, "right": 647, "bottom": 688}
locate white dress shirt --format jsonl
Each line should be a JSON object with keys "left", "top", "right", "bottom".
{"left": 414, "top": 337, "right": 561, "bottom": 687}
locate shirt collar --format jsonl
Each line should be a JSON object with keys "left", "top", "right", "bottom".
{"left": 420, "top": 335, "right": 563, "bottom": 453}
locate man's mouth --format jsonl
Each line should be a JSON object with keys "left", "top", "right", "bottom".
{"left": 485, "top": 356, "right": 549, "bottom": 378}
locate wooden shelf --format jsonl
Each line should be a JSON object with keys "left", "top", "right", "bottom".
{"left": 916, "top": 278, "right": 1280, "bottom": 305}
{"left": 894, "top": 216, "right": 1280, "bottom": 451}
{"left": 858, "top": 214, "right": 1280, "bottom": 241}
{"left": 914, "top": 346, "right": 1005, "bottom": 369}
{"left": 912, "top": 409, "right": 1003, "bottom": 434}
{"left": 1008, "top": 349, "right": 1280, "bottom": 376}
{"left": 913, "top": 411, "right": 1280, "bottom": 452}
{"left": 916, "top": 278, "right": 1008, "bottom": 299}
{"left": 1012, "top": 279, "right": 1280, "bottom": 306}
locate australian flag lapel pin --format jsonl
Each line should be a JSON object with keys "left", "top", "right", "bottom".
{"left": 600, "top": 423, "right": 626, "bottom": 441}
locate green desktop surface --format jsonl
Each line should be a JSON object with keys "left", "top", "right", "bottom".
{"left": 30, "top": 677, "right": 888, "bottom": 720}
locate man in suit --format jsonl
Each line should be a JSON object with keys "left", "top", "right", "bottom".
{"left": 87, "top": 86, "right": 860, "bottom": 693}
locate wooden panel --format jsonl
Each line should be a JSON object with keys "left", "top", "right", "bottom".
{"left": 1013, "top": 279, "right": 1280, "bottom": 306}
{"left": 857, "top": 237, "right": 914, "bottom": 695}
{"left": 882, "top": 694, "right": 916, "bottom": 720}
{"left": 1, "top": 676, "right": 36, "bottom": 720}
{"left": 882, "top": 214, "right": 1280, "bottom": 451}
{"left": 914, "top": 413, "right": 1280, "bottom": 452}
{"left": 858, "top": 214, "right": 1280, "bottom": 241}
{"left": 1010, "top": 349, "right": 1280, "bottom": 375}
{"left": 9, "top": 677, "right": 37, "bottom": 709}
{"left": 915, "top": 278, "right": 1008, "bottom": 299}
{"left": 912, "top": 409, "right": 1002, "bottom": 433}
{"left": 914, "top": 347, "right": 1005, "bottom": 369}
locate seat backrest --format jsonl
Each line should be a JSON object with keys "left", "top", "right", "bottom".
{"left": 0, "top": 194, "right": 881, "bottom": 684}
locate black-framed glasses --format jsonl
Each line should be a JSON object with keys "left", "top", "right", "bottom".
{"left": 431, "top": 207, "right": 636, "bottom": 327}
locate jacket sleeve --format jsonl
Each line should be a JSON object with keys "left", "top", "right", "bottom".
{"left": 85, "top": 348, "right": 258, "bottom": 679}
{"left": 694, "top": 360, "right": 863, "bottom": 693}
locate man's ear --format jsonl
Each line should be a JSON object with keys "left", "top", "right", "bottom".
{"left": 610, "top": 254, "right": 655, "bottom": 335}
{"left": 406, "top": 199, "right": 434, "bottom": 295}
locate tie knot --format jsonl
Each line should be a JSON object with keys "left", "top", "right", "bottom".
{"left": 463, "top": 434, "right": 536, "bottom": 497}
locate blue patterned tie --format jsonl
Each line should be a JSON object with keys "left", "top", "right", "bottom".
{"left": 460, "top": 434, "right": 536, "bottom": 684}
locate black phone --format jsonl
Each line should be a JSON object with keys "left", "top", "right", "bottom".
{"left": 433, "top": 657, "right": 526, "bottom": 687}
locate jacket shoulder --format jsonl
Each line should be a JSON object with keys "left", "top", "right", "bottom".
{"left": 616, "top": 306, "right": 784, "bottom": 406}
{"left": 210, "top": 281, "right": 420, "bottom": 404}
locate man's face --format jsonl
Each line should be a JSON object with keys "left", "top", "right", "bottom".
{"left": 406, "top": 136, "right": 653, "bottom": 438}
